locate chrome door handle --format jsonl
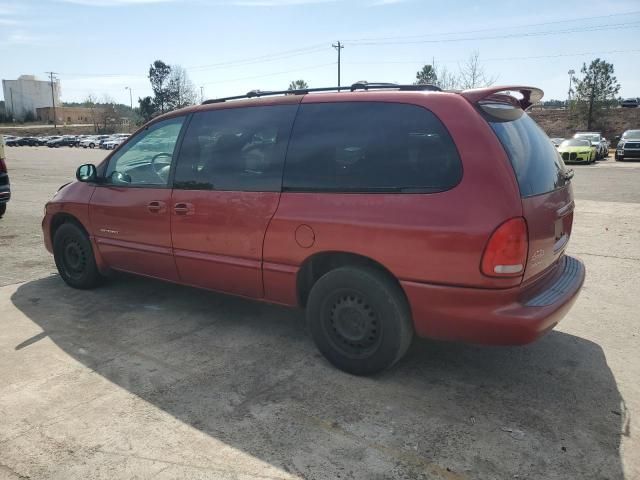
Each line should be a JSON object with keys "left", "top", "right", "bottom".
{"left": 174, "top": 202, "right": 194, "bottom": 215}
{"left": 147, "top": 201, "right": 166, "bottom": 213}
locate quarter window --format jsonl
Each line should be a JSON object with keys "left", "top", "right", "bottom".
{"left": 174, "top": 105, "right": 297, "bottom": 191}
{"left": 283, "top": 102, "right": 462, "bottom": 192}
{"left": 105, "top": 116, "right": 185, "bottom": 187}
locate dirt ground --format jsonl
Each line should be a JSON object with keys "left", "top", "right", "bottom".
{"left": 0, "top": 147, "right": 638, "bottom": 479}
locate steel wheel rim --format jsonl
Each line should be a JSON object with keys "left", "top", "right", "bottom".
{"left": 322, "top": 289, "right": 382, "bottom": 358}
{"left": 62, "top": 238, "right": 87, "bottom": 279}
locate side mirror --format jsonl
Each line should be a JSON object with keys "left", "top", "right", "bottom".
{"left": 76, "top": 164, "right": 97, "bottom": 182}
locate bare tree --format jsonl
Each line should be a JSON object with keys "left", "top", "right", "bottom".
{"left": 167, "top": 66, "right": 198, "bottom": 110}
{"left": 98, "top": 94, "right": 118, "bottom": 132}
{"left": 84, "top": 94, "right": 99, "bottom": 132}
{"left": 458, "top": 51, "right": 497, "bottom": 89}
{"left": 434, "top": 64, "right": 459, "bottom": 90}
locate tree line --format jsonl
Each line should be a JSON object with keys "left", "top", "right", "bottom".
{"left": 133, "top": 54, "right": 621, "bottom": 133}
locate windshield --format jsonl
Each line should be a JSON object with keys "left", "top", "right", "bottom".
{"left": 561, "top": 139, "right": 590, "bottom": 147}
{"left": 575, "top": 134, "right": 600, "bottom": 143}
{"left": 622, "top": 130, "right": 640, "bottom": 139}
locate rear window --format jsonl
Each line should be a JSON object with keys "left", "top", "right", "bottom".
{"left": 482, "top": 103, "right": 568, "bottom": 197}
{"left": 283, "top": 102, "right": 462, "bottom": 193}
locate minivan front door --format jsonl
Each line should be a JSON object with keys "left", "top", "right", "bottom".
{"left": 170, "top": 104, "right": 298, "bottom": 297}
{"left": 90, "top": 116, "right": 186, "bottom": 281}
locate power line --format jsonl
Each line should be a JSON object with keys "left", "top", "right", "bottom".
{"left": 201, "top": 62, "right": 335, "bottom": 86}
{"left": 348, "top": 21, "right": 640, "bottom": 46}
{"left": 344, "top": 9, "right": 640, "bottom": 42}
{"left": 347, "top": 48, "right": 640, "bottom": 65}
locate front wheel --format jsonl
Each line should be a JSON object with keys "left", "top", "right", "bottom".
{"left": 53, "top": 222, "right": 103, "bottom": 289}
{"left": 307, "top": 266, "right": 413, "bottom": 375}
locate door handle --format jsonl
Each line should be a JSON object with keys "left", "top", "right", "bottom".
{"left": 174, "top": 202, "right": 194, "bottom": 215}
{"left": 147, "top": 201, "right": 166, "bottom": 213}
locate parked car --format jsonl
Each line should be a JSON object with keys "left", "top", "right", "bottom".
{"left": 17, "top": 136, "right": 39, "bottom": 146}
{"left": 79, "top": 136, "right": 102, "bottom": 149}
{"left": 557, "top": 138, "right": 596, "bottom": 163}
{"left": 615, "top": 129, "right": 640, "bottom": 161}
{"left": 42, "top": 84, "right": 585, "bottom": 375}
{"left": 4, "top": 137, "right": 22, "bottom": 147}
{"left": 550, "top": 137, "right": 564, "bottom": 147}
{"left": 47, "top": 136, "right": 78, "bottom": 148}
{"left": 0, "top": 136, "right": 10, "bottom": 218}
{"left": 621, "top": 98, "right": 639, "bottom": 108}
{"left": 573, "top": 132, "right": 606, "bottom": 159}
{"left": 103, "top": 137, "right": 129, "bottom": 150}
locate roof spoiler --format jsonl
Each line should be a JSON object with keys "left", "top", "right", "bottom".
{"left": 461, "top": 86, "right": 544, "bottom": 110}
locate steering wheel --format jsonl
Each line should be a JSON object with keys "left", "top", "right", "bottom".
{"left": 151, "top": 152, "right": 172, "bottom": 182}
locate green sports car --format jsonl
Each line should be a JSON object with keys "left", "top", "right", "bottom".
{"left": 557, "top": 139, "right": 596, "bottom": 164}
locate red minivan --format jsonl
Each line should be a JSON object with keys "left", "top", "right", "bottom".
{"left": 42, "top": 83, "right": 585, "bottom": 375}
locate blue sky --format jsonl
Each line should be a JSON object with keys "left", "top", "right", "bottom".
{"left": 1, "top": 0, "right": 639, "bottom": 106}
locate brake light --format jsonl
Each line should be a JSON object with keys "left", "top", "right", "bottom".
{"left": 481, "top": 218, "right": 528, "bottom": 277}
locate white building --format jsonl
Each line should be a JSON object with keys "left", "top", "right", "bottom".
{"left": 2, "top": 75, "right": 61, "bottom": 121}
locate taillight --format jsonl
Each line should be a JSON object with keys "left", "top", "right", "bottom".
{"left": 481, "top": 217, "right": 528, "bottom": 277}
{"left": 0, "top": 157, "right": 7, "bottom": 173}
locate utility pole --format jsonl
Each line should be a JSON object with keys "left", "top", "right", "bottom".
{"left": 200, "top": 86, "right": 204, "bottom": 103}
{"left": 45, "top": 72, "right": 58, "bottom": 128}
{"left": 125, "top": 86, "right": 133, "bottom": 110}
{"left": 332, "top": 41, "right": 344, "bottom": 90}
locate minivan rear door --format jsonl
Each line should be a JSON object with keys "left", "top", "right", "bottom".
{"left": 479, "top": 98, "right": 573, "bottom": 282}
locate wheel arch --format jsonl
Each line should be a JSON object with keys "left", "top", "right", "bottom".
{"left": 296, "top": 251, "right": 408, "bottom": 308}
{"left": 50, "top": 212, "right": 90, "bottom": 245}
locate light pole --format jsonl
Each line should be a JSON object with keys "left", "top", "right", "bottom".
{"left": 124, "top": 86, "right": 133, "bottom": 110}
{"left": 567, "top": 69, "right": 575, "bottom": 105}
{"left": 200, "top": 86, "right": 204, "bottom": 103}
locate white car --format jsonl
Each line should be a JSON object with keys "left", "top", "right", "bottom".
{"left": 79, "top": 136, "right": 104, "bottom": 149}
{"left": 573, "top": 132, "right": 607, "bottom": 160}
{"left": 103, "top": 137, "right": 128, "bottom": 150}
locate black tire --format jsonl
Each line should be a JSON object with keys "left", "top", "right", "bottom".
{"left": 617, "top": 156, "right": 624, "bottom": 162}
{"left": 0, "top": 204, "right": 6, "bottom": 218}
{"left": 306, "top": 266, "right": 413, "bottom": 375}
{"left": 53, "top": 222, "right": 103, "bottom": 289}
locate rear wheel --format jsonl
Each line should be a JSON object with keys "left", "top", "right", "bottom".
{"left": 306, "top": 266, "right": 413, "bottom": 375}
{"left": 53, "top": 222, "right": 103, "bottom": 289}
{"left": 0, "top": 204, "right": 6, "bottom": 218}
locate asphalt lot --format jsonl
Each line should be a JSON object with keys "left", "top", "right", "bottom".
{"left": 1, "top": 147, "right": 639, "bottom": 479}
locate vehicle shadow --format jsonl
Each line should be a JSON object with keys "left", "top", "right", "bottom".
{"left": 10, "top": 275, "right": 627, "bottom": 479}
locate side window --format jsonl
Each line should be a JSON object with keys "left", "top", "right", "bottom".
{"left": 283, "top": 102, "right": 462, "bottom": 192}
{"left": 174, "top": 105, "right": 297, "bottom": 192}
{"left": 105, "top": 116, "right": 185, "bottom": 187}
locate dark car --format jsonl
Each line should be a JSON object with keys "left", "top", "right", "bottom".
{"left": 42, "top": 83, "right": 585, "bottom": 375}
{"left": 621, "top": 98, "right": 639, "bottom": 108}
{"left": 17, "top": 136, "right": 39, "bottom": 146}
{"left": 47, "top": 136, "right": 78, "bottom": 148}
{"left": 615, "top": 129, "right": 640, "bottom": 161}
{"left": 4, "top": 137, "right": 22, "bottom": 147}
{"left": 0, "top": 137, "right": 10, "bottom": 217}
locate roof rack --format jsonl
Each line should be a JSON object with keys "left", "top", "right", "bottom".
{"left": 202, "top": 81, "right": 441, "bottom": 104}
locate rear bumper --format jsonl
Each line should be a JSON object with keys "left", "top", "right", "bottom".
{"left": 402, "top": 255, "right": 585, "bottom": 345}
{"left": 0, "top": 175, "right": 10, "bottom": 204}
